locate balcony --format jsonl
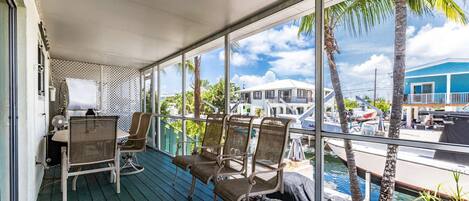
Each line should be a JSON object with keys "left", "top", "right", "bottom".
{"left": 404, "top": 92, "right": 469, "bottom": 105}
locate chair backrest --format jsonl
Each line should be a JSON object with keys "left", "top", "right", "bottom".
{"left": 223, "top": 115, "right": 255, "bottom": 159}
{"left": 129, "top": 112, "right": 143, "bottom": 135}
{"left": 199, "top": 114, "right": 228, "bottom": 160}
{"left": 68, "top": 116, "right": 119, "bottom": 165}
{"left": 252, "top": 117, "right": 291, "bottom": 186}
{"left": 131, "top": 113, "right": 152, "bottom": 149}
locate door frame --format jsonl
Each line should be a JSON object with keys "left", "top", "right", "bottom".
{"left": 410, "top": 82, "right": 435, "bottom": 103}
{"left": 7, "top": 0, "right": 18, "bottom": 200}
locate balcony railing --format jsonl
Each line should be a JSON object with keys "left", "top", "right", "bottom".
{"left": 264, "top": 96, "right": 313, "bottom": 104}
{"left": 404, "top": 92, "right": 469, "bottom": 104}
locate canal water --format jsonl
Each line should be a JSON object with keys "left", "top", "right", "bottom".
{"left": 319, "top": 151, "right": 417, "bottom": 201}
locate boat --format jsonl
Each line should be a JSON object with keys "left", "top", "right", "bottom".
{"left": 327, "top": 112, "right": 469, "bottom": 198}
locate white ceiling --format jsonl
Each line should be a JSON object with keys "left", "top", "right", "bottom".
{"left": 38, "top": 0, "right": 281, "bottom": 68}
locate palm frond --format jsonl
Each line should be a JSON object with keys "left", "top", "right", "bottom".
{"left": 428, "top": 0, "right": 467, "bottom": 24}
{"left": 298, "top": 0, "right": 394, "bottom": 37}
{"left": 338, "top": 0, "right": 394, "bottom": 36}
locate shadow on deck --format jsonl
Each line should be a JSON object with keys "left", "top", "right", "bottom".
{"left": 37, "top": 148, "right": 215, "bottom": 201}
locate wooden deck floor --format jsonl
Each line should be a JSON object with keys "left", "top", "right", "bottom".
{"left": 37, "top": 148, "right": 216, "bottom": 201}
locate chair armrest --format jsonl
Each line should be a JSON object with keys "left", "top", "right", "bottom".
{"left": 125, "top": 138, "right": 146, "bottom": 141}
{"left": 199, "top": 144, "right": 222, "bottom": 153}
{"left": 248, "top": 163, "right": 287, "bottom": 184}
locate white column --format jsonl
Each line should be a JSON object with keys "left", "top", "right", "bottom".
{"left": 446, "top": 74, "right": 451, "bottom": 104}
{"left": 406, "top": 107, "right": 412, "bottom": 128}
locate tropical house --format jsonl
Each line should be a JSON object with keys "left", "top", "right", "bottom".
{"left": 235, "top": 79, "right": 332, "bottom": 116}
{"left": 403, "top": 58, "right": 469, "bottom": 126}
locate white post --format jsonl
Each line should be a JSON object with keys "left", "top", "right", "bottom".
{"left": 364, "top": 171, "right": 371, "bottom": 201}
{"left": 446, "top": 74, "right": 451, "bottom": 104}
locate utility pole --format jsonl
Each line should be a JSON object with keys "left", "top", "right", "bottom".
{"left": 373, "top": 68, "right": 377, "bottom": 106}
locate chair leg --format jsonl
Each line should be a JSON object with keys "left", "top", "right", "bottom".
{"left": 72, "top": 175, "right": 78, "bottom": 191}
{"left": 188, "top": 176, "right": 196, "bottom": 199}
{"left": 61, "top": 164, "right": 67, "bottom": 200}
{"left": 116, "top": 148, "right": 121, "bottom": 193}
{"left": 172, "top": 166, "right": 178, "bottom": 187}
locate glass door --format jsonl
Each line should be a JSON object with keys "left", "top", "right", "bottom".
{"left": 0, "top": 2, "right": 10, "bottom": 199}
{"left": 1, "top": 0, "right": 17, "bottom": 200}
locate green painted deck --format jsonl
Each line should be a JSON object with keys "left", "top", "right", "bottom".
{"left": 37, "top": 148, "right": 216, "bottom": 201}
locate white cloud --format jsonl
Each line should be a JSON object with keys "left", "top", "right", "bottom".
{"left": 218, "top": 51, "right": 257, "bottom": 67}
{"left": 339, "top": 54, "right": 394, "bottom": 99}
{"left": 238, "top": 25, "right": 308, "bottom": 54}
{"left": 232, "top": 71, "right": 277, "bottom": 89}
{"left": 350, "top": 54, "right": 392, "bottom": 74}
{"left": 407, "top": 22, "right": 469, "bottom": 66}
{"left": 268, "top": 49, "right": 315, "bottom": 76}
{"left": 406, "top": 26, "right": 416, "bottom": 37}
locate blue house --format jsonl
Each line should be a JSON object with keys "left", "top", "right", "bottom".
{"left": 404, "top": 58, "right": 469, "bottom": 124}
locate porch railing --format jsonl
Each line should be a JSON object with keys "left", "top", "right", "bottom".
{"left": 404, "top": 92, "right": 469, "bottom": 104}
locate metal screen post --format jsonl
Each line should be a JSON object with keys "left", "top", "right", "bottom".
{"left": 140, "top": 71, "right": 144, "bottom": 112}
{"left": 156, "top": 65, "right": 161, "bottom": 150}
{"left": 150, "top": 67, "right": 156, "bottom": 148}
{"left": 224, "top": 34, "right": 231, "bottom": 114}
{"left": 314, "top": 0, "right": 325, "bottom": 199}
{"left": 181, "top": 54, "right": 187, "bottom": 155}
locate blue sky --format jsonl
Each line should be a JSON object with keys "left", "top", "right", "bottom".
{"left": 162, "top": 3, "right": 469, "bottom": 100}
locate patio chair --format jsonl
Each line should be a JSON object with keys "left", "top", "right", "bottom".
{"left": 128, "top": 112, "right": 143, "bottom": 135}
{"left": 61, "top": 116, "right": 120, "bottom": 201}
{"left": 188, "top": 115, "right": 255, "bottom": 199}
{"left": 213, "top": 117, "right": 292, "bottom": 201}
{"left": 172, "top": 114, "right": 228, "bottom": 186}
{"left": 120, "top": 113, "right": 152, "bottom": 175}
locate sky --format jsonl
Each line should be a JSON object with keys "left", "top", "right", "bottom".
{"left": 161, "top": 2, "right": 469, "bottom": 100}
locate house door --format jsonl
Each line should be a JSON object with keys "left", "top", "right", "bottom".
{"left": 36, "top": 41, "right": 48, "bottom": 171}
{"left": 412, "top": 83, "right": 433, "bottom": 103}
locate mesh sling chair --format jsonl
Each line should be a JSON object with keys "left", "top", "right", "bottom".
{"left": 172, "top": 114, "right": 228, "bottom": 186}
{"left": 120, "top": 113, "right": 152, "bottom": 175}
{"left": 214, "top": 117, "right": 292, "bottom": 201}
{"left": 61, "top": 116, "right": 120, "bottom": 201}
{"left": 128, "top": 112, "right": 143, "bottom": 135}
{"left": 189, "top": 115, "right": 255, "bottom": 199}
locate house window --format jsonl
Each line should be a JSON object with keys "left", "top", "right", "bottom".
{"left": 253, "top": 91, "right": 262, "bottom": 99}
{"left": 297, "top": 89, "right": 307, "bottom": 98}
{"left": 37, "top": 44, "right": 45, "bottom": 96}
{"left": 265, "top": 90, "right": 275, "bottom": 99}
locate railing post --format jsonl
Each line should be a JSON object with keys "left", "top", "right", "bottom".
{"left": 364, "top": 171, "right": 371, "bottom": 201}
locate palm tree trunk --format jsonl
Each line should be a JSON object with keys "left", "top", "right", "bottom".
{"left": 379, "top": 0, "right": 407, "bottom": 200}
{"left": 325, "top": 25, "right": 362, "bottom": 201}
{"left": 194, "top": 56, "right": 201, "bottom": 119}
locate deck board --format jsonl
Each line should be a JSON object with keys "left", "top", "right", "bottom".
{"left": 37, "top": 148, "right": 218, "bottom": 201}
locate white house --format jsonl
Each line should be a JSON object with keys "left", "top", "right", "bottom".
{"left": 235, "top": 79, "right": 333, "bottom": 116}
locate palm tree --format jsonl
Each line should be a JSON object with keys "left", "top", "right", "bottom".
{"left": 299, "top": 1, "right": 394, "bottom": 200}
{"left": 379, "top": 0, "right": 466, "bottom": 200}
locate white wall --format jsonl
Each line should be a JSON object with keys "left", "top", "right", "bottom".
{"left": 17, "top": 0, "right": 50, "bottom": 200}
